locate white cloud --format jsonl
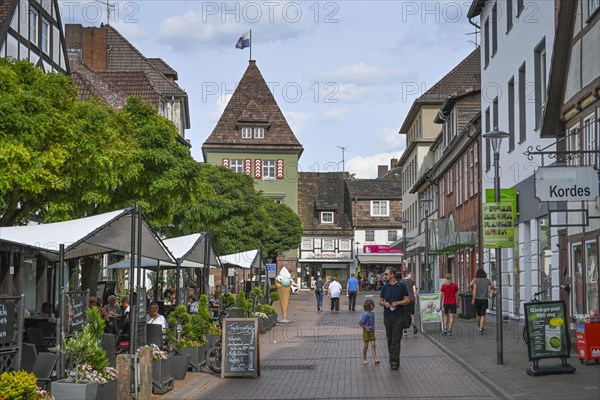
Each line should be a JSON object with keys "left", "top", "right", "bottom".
{"left": 318, "top": 62, "right": 411, "bottom": 85}
{"left": 321, "top": 108, "right": 347, "bottom": 122}
{"left": 380, "top": 127, "right": 404, "bottom": 147}
{"left": 334, "top": 83, "right": 370, "bottom": 103}
{"left": 347, "top": 152, "right": 404, "bottom": 179}
{"left": 285, "top": 111, "right": 312, "bottom": 137}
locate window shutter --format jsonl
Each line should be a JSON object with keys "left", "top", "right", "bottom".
{"left": 254, "top": 159, "right": 262, "bottom": 179}
{"left": 222, "top": 158, "right": 230, "bottom": 169}
{"left": 276, "top": 159, "right": 284, "bottom": 179}
{"left": 244, "top": 159, "right": 252, "bottom": 175}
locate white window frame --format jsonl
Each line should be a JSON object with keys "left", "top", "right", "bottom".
{"left": 365, "top": 230, "right": 375, "bottom": 242}
{"left": 567, "top": 125, "right": 580, "bottom": 167}
{"left": 320, "top": 211, "right": 334, "bottom": 224}
{"left": 583, "top": 114, "right": 597, "bottom": 167}
{"left": 230, "top": 159, "right": 243, "bottom": 173}
{"left": 371, "top": 200, "right": 389, "bottom": 217}
{"left": 29, "top": 8, "right": 38, "bottom": 46}
{"left": 301, "top": 238, "right": 312, "bottom": 250}
{"left": 322, "top": 239, "right": 335, "bottom": 251}
{"left": 339, "top": 240, "right": 351, "bottom": 251}
{"left": 41, "top": 19, "right": 49, "bottom": 53}
{"left": 388, "top": 230, "right": 397, "bottom": 242}
{"left": 241, "top": 127, "right": 252, "bottom": 139}
{"left": 262, "top": 159, "right": 276, "bottom": 179}
{"left": 254, "top": 127, "right": 264, "bottom": 139}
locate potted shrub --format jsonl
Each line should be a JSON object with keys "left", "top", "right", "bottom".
{"left": 138, "top": 344, "right": 171, "bottom": 387}
{"left": 206, "top": 322, "right": 221, "bottom": 348}
{"left": 0, "top": 370, "right": 53, "bottom": 400}
{"left": 253, "top": 311, "right": 268, "bottom": 333}
{"left": 269, "top": 291, "right": 279, "bottom": 306}
{"left": 166, "top": 305, "right": 192, "bottom": 380}
{"left": 55, "top": 307, "right": 115, "bottom": 400}
{"left": 182, "top": 295, "right": 210, "bottom": 371}
{"left": 260, "top": 304, "right": 278, "bottom": 328}
{"left": 249, "top": 287, "right": 264, "bottom": 313}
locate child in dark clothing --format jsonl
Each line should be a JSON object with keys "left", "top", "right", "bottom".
{"left": 358, "top": 299, "right": 380, "bottom": 365}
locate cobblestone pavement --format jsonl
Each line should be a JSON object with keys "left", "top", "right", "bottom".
{"left": 155, "top": 291, "right": 599, "bottom": 400}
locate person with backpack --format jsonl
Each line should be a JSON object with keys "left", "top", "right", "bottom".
{"left": 314, "top": 275, "right": 324, "bottom": 312}
{"left": 470, "top": 268, "right": 493, "bottom": 334}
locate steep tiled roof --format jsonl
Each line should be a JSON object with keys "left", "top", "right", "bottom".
{"left": 298, "top": 172, "right": 353, "bottom": 234}
{"left": 68, "top": 51, "right": 128, "bottom": 108}
{"left": 203, "top": 60, "right": 304, "bottom": 154}
{"left": 346, "top": 179, "right": 404, "bottom": 200}
{"left": 416, "top": 48, "right": 480, "bottom": 103}
{"left": 147, "top": 58, "right": 178, "bottom": 80}
{"left": 98, "top": 71, "right": 160, "bottom": 106}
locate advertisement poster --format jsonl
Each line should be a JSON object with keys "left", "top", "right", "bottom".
{"left": 485, "top": 188, "right": 518, "bottom": 219}
{"left": 482, "top": 202, "right": 515, "bottom": 248}
{"left": 524, "top": 301, "right": 571, "bottom": 360}
{"left": 419, "top": 293, "right": 442, "bottom": 324}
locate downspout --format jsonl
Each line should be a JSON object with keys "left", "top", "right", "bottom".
{"left": 468, "top": 17, "right": 480, "bottom": 30}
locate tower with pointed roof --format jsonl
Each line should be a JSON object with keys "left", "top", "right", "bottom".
{"left": 202, "top": 60, "right": 304, "bottom": 212}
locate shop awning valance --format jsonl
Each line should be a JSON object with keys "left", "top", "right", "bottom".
{"left": 358, "top": 254, "right": 404, "bottom": 265}
{"left": 220, "top": 249, "right": 264, "bottom": 270}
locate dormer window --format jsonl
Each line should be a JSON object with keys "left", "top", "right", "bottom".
{"left": 320, "top": 211, "right": 334, "bottom": 224}
{"left": 254, "top": 127, "right": 264, "bottom": 139}
{"left": 371, "top": 200, "right": 389, "bottom": 217}
{"left": 241, "top": 127, "right": 265, "bottom": 139}
{"left": 242, "top": 127, "right": 252, "bottom": 138}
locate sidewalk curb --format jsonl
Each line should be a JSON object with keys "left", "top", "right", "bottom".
{"left": 423, "top": 332, "right": 515, "bottom": 400}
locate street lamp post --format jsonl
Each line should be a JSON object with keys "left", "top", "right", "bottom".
{"left": 420, "top": 196, "right": 433, "bottom": 293}
{"left": 483, "top": 129, "right": 510, "bottom": 365}
{"left": 401, "top": 220, "right": 410, "bottom": 271}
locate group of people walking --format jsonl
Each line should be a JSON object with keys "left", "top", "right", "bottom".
{"left": 314, "top": 267, "right": 493, "bottom": 371}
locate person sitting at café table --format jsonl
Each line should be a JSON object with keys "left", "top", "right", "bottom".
{"left": 104, "top": 295, "right": 122, "bottom": 317}
{"left": 163, "top": 289, "right": 173, "bottom": 305}
{"left": 89, "top": 296, "right": 110, "bottom": 320}
{"left": 147, "top": 301, "right": 168, "bottom": 333}
{"left": 188, "top": 294, "right": 199, "bottom": 314}
{"left": 40, "top": 302, "right": 56, "bottom": 322}
{"left": 121, "top": 296, "right": 130, "bottom": 316}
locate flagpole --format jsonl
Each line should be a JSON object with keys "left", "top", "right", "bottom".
{"left": 249, "top": 29, "right": 252, "bottom": 61}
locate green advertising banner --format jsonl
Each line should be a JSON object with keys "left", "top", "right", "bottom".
{"left": 485, "top": 188, "right": 518, "bottom": 219}
{"left": 482, "top": 202, "right": 515, "bottom": 248}
{"left": 419, "top": 293, "right": 442, "bottom": 324}
{"left": 524, "top": 301, "right": 571, "bottom": 361}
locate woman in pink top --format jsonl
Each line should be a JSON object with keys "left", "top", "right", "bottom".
{"left": 439, "top": 274, "right": 460, "bottom": 336}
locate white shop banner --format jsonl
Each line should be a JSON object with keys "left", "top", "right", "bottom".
{"left": 535, "top": 166, "right": 599, "bottom": 202}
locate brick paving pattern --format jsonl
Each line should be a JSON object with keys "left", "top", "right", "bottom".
{"left": 156, "top": 291, "right": 600, "bottom": 400}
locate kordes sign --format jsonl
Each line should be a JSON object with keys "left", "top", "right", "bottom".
{"left": 535, "top": 166, "right": 599, "bottom": 202}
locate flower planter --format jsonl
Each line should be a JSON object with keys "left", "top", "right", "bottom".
{"left": 51, "top": 379, "right": 98, "bottom": 400}
{"left": 152, "top": 357, "right": 172, "bottom": 384}
{"left": 181, "top": 344, "right": 206, "bottom": 372}
{"left": 96, "top": 379, "right": 117, "bottom": 400}
{"left": 170, "top": 353, "right": 191, "bottom": 380}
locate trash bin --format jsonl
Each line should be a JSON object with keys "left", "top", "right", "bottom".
{"left": 459, "top": 292, "right": 476, "bottom": 319}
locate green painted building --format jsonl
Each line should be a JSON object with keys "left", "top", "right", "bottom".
{"left": 202, "top": 60, "right": 303, "bottom": 212}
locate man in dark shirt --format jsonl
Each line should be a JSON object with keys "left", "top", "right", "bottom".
{"left": 379, "top": 267, "right": 410, "bottom": 370}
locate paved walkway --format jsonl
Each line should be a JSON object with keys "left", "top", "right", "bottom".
{"left": 155, "top": 291, "right": 600, "bottom": 400}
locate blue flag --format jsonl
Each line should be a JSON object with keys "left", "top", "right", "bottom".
{"left": 236, "top": 31, "right": 250, "bottom": 49}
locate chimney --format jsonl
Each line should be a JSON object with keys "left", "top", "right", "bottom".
{"left": 76, "top": 26, "right": 109, "bottom": 71}
{"left": 378, "top": 165, "right": 388, "bottom": 178}
{"left": 390, "top": 158, "right": 398, "bottom": 169}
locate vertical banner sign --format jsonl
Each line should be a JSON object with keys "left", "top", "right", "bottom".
{"left": 419, "top": 293, "right": 442, "bottom": 324}
{"left": 524, "top": 301, "right": 571, "bottom": 360}
{"left": 485, "top": 188, "right": 518, "bottom": 219}
{"left": 482, "top": 202, "right": 515, "bottom": 248}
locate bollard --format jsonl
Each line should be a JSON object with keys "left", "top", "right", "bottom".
{"left": 116, "top": 354, "right": 130, "bottom": 400}
{"left": 139, "top": 346, "right": 153, "bottom": 399}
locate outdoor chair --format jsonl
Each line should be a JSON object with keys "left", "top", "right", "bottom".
{"left": 32, "top": 352, "right": 58, "bottom": 390}
{"left": 101, "top": 333, "right": 117, "bottom": 367}
{"left": 21, "top": 342, "right": 37, "bottom": 373}
{"left": 26, "top": 327, "right": 49, "bottom": 353}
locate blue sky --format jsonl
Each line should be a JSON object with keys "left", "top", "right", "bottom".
{"left": 59, "top": 1, "right": 478, "bottom": 178}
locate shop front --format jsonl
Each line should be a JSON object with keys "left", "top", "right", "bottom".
{"left": 299, "top": 259, "right": 352, "bottom": 288}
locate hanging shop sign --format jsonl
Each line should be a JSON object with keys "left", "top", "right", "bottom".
{"left": 482, "top": 202, "right": 515, "bottom": 248}
{"left": 534, "top": 166, "right": 598, "bottom": 202}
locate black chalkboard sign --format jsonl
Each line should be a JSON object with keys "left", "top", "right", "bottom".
{"left": 0, "top": 300, "right": 16, "bottom": 345}
{"left": 222, "top": 318, "right": 260, "bottom": 378}
{"left": 137, "top": 290, "right": 146, "bottom": 320}
{"left": 67, "top": 292, "right": 88, "bottom": 332}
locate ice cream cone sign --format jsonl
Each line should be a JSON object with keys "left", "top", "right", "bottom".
{"left": 276, "top": 267, "right": 293, "bottom": 321}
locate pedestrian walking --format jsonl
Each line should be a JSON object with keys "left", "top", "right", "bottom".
{"left": 347, "top": 273, "right": 359, "bottom": 311}
{"left": 314, "top": 275, "right": 324, "bottom": 312}
{"left": 358, "top": 299, "right": 380, "bottom": 365}
{"left": 471, "top": 268, "right": 493, "bottom": 334}
{"left": 379, "top": 267, "right": 410, "bottom": 370}
{"left": 327, "top": 276, "right": 342, "bottom": 312}
{"left": 440, "top": 274, "right": 460, "bottom": 336}
{"left": 403, "top": 270, "right": 418, "bottom": 334}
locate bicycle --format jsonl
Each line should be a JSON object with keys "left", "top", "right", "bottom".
{"left": 206, "top": 303, "right": 232, "bottom": 373}
{"left": 522, "top": 289, "right": 547, "bottom": 344}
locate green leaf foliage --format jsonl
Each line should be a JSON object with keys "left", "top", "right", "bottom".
{"left": 0, "top": 370, "right": 38, "bottom": 400}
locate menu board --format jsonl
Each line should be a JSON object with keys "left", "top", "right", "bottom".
{"left": 524, "top": 301, "right": 571, "bottom": 360}
{"left": 482, "top": 202, "right": 515, "bottom": 248}
{"left": 222, "top": 318, "right": 259, "bottom": 378}
{"left": 67, "top": 292, "right": 88, "bottom": 332}
{"left": 0, "top": 300, "right": 16, "bottom": 345}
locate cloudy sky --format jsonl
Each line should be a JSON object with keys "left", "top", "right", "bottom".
{"left": 59, "top": 0, "right": 478, "bottom": 178}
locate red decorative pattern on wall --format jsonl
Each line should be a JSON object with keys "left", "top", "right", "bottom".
{"left": 254, "top": 159, "right": 262, "bottom": 179}
{"left": 222, "top": 158, "right": 230, "bottom": 169}
{"left": 244, "top": 159, "right": 252, "bottom": 175}
{"left": 276, "top": 159, "right": 284, "bottom": 179}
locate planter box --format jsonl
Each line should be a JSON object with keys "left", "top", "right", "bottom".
{"left": 152, "top": 357, "right": 174, "bottom": 394}
{"left": 170, "top": 354, "right": 191, "bottom": 380}
{"left": 181, "top": 344, "right": 206, "bottom": 372}
{"left": 268, "top": 313, "right": 277, "bottom": 326}
{"left": 96, "top": 379, "right": 117, "bottom": 400}
{"left": 227, "top": 309, "right": 245, "bottom": 318}
{"left": 52, "top": 379, "right": 98, "bottom": 400}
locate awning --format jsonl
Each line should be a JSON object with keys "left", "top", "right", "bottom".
{"left": 164, "top": 233, "right": 219, "bottom": 267}
{"left": 219, "top": 249, "right": 264, "bottom": 270}
{"left": 0, "top": 208, "right": 174, "bottom": 262}
{"left": 358, "top": 254, "right": 404, "bottom": 265}
{"left": 431, "top": 231, "right": 477, "bottom": 254}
